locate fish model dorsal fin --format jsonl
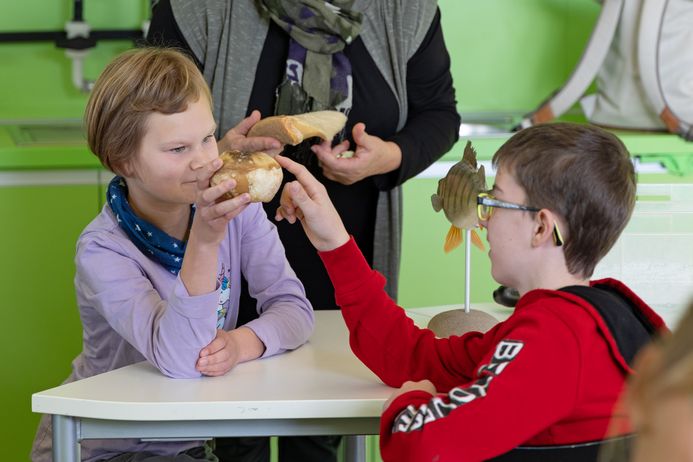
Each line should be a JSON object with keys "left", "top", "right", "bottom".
{"left": 461, "top": 140, "right": 478, "bottom": 169}
{"left": 477, "top": 163, "right": 487, "bottom": 190}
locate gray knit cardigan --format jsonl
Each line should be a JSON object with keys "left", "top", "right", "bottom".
{"left": 170, "top": 0, "right": 439, "bottom": 300}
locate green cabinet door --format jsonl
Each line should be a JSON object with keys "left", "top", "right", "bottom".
{"left": 0, "top": 171, "right": 101, "bottom": 461}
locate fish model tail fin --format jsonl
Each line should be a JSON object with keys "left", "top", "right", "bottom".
{"left": 444, "top": 226, "right": 462, "bottom": 253}
{"left": 471, "top": 229, "right": 485, "bottom": 251}
{"left": 445, "top": 227, "right": 486, "bottom": 253}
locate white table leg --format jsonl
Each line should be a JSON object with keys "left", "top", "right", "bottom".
{"left": 52, "top": 415, "right": 80, "bottom": 462}
{"left": 344, "top": 435, "right": 367, "bottom": 462}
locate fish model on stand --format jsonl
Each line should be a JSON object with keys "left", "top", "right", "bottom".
{"left": 431, "top": 140, "right": 486, "bottom": 253}
{"left": 427, "top": 140, "right": 499, "bottom": 338}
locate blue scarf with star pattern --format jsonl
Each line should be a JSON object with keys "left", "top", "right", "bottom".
{"left": 107, "top": 176, "right": 192, "bottom": 275}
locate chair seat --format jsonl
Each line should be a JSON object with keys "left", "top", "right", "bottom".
{"left": 488, "top": 434, "right": 634, "bottom": 462}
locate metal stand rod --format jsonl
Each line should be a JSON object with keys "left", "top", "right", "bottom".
{"left": 344, "top": 435, "right": 367, "bottom": 462}
{"left": 465, "top": 228, "right": 471, "bottom": 313}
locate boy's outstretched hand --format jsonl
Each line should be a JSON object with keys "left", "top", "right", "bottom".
{"left": 274, "top": 155, "right": 350, "bottom": 252}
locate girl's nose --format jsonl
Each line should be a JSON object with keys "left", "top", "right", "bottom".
{"left": 203, "top": 142, "right": 219, "bottom": 163}
{"left": 193, "top": 143, "right": 219, "bottom": 168}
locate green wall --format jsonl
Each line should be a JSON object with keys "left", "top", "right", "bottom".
{"left": 0, "top": 0, "right": 600, "bottom": 119}
{"left": 0, "top": 0, "right": 146, "bottom": 121}
{"left": 441, "top": 0, "right": 598, "bottom": 113}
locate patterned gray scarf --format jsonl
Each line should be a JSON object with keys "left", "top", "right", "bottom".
{"left": 257, "top": 0, "right": 363, "bottom": 115}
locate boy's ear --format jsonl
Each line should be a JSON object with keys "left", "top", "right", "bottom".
{"left": 531, "top": 209, "right": 556, "bottom": 247}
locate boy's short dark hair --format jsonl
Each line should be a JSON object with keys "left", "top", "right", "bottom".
{"left": 84, "top": 47, "right": 212, "bottom": 175}
{"left": 492, "top": 123, "right": 636, "bottom": 278}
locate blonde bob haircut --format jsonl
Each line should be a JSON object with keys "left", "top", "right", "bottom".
{"left": 84, "top": 47, "right": 212, "bottom": 175}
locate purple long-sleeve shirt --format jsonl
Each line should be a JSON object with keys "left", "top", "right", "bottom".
{"left": 32, "top": 203, "right": 314, "bottom": 461}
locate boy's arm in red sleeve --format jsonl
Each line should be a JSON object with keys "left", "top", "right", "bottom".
{"left": 319, "top": 238, "right": 488, "bottom": 389}
{"left": 377, "top": 313, "right": 582, "bottom": 461}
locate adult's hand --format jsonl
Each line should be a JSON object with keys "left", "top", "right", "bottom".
{"left": 311, "top": 123, "right": 402, "bottom": 185}
{"left": 274, "top": 155, "right": 350, "bottom": 252}
{"left": 217, "top": 110, "right": 283, "bottom": 156}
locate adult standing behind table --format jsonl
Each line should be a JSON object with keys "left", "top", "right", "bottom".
{"left": 148, "top": 0, "right": 460, "bottom": 460}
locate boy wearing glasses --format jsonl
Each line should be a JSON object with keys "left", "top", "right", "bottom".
{"left": 273, "top": 122, "right": 666, "bottom": 461}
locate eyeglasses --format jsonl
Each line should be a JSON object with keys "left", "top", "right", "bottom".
{"left": 477, "top": 192, "right": 564, "bottom": 246}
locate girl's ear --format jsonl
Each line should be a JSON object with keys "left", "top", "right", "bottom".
{"left": 531, "top": 209, "right": 557, "bottom": 247}
{"left": 114, "top": 158, "right": 135, "bottom": 178}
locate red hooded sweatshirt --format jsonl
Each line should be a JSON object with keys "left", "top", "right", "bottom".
{"left": 319, "top": 238, "right": 666, "bottom": 462}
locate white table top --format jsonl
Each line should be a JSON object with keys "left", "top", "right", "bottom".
{"left": 33, "top": 311, "right": 391, "bottom": 422}
{"left": 32, "top": 304, "right": 511, "bottom": 423}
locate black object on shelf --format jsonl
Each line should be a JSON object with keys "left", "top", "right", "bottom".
{"left": 493, "top": 285, "right": 520, "bottom": 307}
{"left": 0, "top": 29, "right": 143, "bottom": 45}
